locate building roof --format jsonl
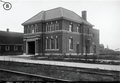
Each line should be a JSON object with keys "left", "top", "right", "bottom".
{"left": 22, "top": 7, "right": 93, "bottom": 26}
{"left": 0, "top": 30, "right": 23, "bottom": 45}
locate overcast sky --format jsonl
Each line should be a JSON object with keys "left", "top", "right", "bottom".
{"left": 0, "top": 0, "right": 120, "bottom": 50}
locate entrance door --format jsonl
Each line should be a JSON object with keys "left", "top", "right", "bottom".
{"left": 28, "top": 41, "right": 35, "bottom": 54}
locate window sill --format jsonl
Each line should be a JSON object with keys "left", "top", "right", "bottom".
{"left": 69, "top": 49, "right": 73, "bottom": 51}
{"left": 45, "top": 49, "right": 59, "bottom": 51}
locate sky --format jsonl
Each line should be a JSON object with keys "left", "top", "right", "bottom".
{"left": 0, "top": 0, "right": 120, "bottom": 50}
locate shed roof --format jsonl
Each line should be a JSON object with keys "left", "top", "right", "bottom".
{"left": 0, "top": 30, "right": 23, "bottom": 45}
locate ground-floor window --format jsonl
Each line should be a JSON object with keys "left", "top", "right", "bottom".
{"left": 51, "top": 38, "right": 54, "bottom": 49}
{"left": 69, "top": 37, "right": 73, "bottom": 50}
{"left": 5, "top": 46, "right": 10, "bottom": 51}
{"left": 55, "top": 37, "right": 59, "bottom": 49}
{"left": 93, "top": 45, "right": 96, "bottom": 53}
{"left": 46, "top": 36, "right": 59, "bottom": 50}
{"left": 14, "top": 46, "right": 18, "bottom": 51}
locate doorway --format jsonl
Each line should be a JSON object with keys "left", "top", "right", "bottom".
{"left": 28, "top": 41, "right": 35, "bottom": 54}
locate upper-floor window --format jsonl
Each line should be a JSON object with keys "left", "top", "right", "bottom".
{"left": 69, "top": 23, "right": 73, "bottom": 32}
{"left": 46, "top": 23, "right": 49, "bottom": 32}
{"left": 5, "top": 46, "right": 10, "bottom": 51}
{"left": 14, "top": 46, "right": 18, "bottom": 51}
{"left": 27, "top": 25, "right": 31, "bottom": 33}
{"left": 35, "top": 24, "right": 38, "bottom": 32}
{"left": 55, "top": 21, "right": 59, "bottom": 31}
{"left": 87, "top": 28, "right": 89, "bottom": 34}
{"left": 51, "top": 22, "right": 54, "bottom": 31}
{"left": 80, "top": 25, "right": 82, "bottom": 33}
{"left": 69, "top": 37, "right": 73, "bottom": 50}
{"left": 77, "top": 25, "right": 80, "bottom": 33}
{"left": 31, "top": 25, "right": 35, "bottom": 33}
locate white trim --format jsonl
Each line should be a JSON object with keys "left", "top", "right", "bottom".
{"left": 45, "top": 49, "right": 59, "bottom": 51}
{"left": 35, "top": 53, "right": 39, "bottom": 55}
{"left": 0, "top": 44, "right": 23, "bottom": 45}
{"left": 45, "top": 53, "right": 62, "bottom": 56}
{"left": 26, "top": 38, "right": 40, "bottom": 41}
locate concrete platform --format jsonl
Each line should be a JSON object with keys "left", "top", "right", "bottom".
{"left": 0, "top": 55, "right": 119, "bottom": 71}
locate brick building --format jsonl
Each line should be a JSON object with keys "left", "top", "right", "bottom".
{"left": 22, "top": 7, "right": 99, "bottom": 56}
{"left": 0, "top": 29, "right": 23, "bottom": 55}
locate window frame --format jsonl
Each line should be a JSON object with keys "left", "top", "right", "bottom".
{"left": 14, "top": 46, "right": 18, "bottom": 51}
{"left": 55, "top": 36, "right": 59, "bottom": 49}
{"left": 46, "top": 37, "right": 49, "bottom": 49}
{"left": 5, "top": 46, "right": 10, "bottom": 51}
{"left": 69, "top": 37, "right": 73, "bottom": 50}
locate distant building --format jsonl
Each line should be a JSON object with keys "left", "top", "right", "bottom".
{"left": 0, "top": 29, "right": 23, "bottom": 55}
{"left": 22, "top": 7, "right": 99, "bottom": 56}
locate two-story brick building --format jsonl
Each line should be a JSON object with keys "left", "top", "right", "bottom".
{"left": 22, "top": 7, "right": 99, "bottom": 56}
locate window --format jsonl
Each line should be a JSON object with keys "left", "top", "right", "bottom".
{"left": 93, "top": 45, "right": 96, "bottom": 53}
{"left": 31, "top": 25, "right": 35, "bottom": 33}
{"left": 69, "top": 37, "right": 73, "bottom": 50}
{"left": 5, "top": 46, "right": 10, "bottom": 51}
{"left": 35, "top": 24, "right": 38, "bottom": 32}
{"left": 87, "top": 28, "right": 89, "bottom": 34}
{"left": 77, "top": 26, "right": 79, "bottom": 33}
{"left": 69, "top": 23, "right": 73, "bottom": 32}
{"left": 46, "top": 37, "right": 49, "bottom": 49}
{"left": 51, "top": 37, "right": 54, "bottom": 49}
{"left": 0, "top": 46, "right": 1, "bottom": 50}
{"left": 92, "top": 34, "right": 94, "bottom": 37}
{"left": 21, "top": 46, "right": 23, "bottom": 51}
{"left": 27, "top": 25, "right": 30, "bottom": 33}
{"left": 46, "top": 23, "right": 49, "bottom": 32}
{"left": 55, "top": 21, "right": 59, "bottom": 31}
{"left": 80, "top": 24, "right": 82, "bottom": 33}
{"left": 51, "top": 22, "right": 54, "bottom": 31}
{"left": 55, "top": 36, "right": 59, "bottom": 49}
{"left": 14, "top": 46, "right": 18, "bottom": 51}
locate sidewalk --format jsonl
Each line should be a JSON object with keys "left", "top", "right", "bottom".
{"left": 0, "top": 55, "right": 119, "bottom": 71}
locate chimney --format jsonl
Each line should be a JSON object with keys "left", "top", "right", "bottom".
{"left": 82, "top": 11, "right": 87, "bottom": 20}
{"left": 7, "top": 28, "right": 9, "bottom": 32}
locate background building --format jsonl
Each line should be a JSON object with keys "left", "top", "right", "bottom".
{"left": 0, "top": 29, "right": 23, "bottom": 55}
{"left": 22, "top": 7, "right": 99, "bottom": 56}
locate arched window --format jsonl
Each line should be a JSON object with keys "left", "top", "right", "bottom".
{"left": 35, "top": 24, "right": 38, "bottom": 32}
{"left": 55, "top": 36, "right": 59, "bottom": 49}
{"left": 55, "top": 21, "right": 59, "bottom": 31}
{"left": 14, "top": 46, "right": 18, "bottom": 51}
{"left": 5, "top": 46, "right": 10, "bottom": 51}
{"left": 51, "top": 22, "right": 54, "bottom": 31}
{"left": 51, "top": 36, "right": 54, "bottom": 49}
{"left": 46, "top": 23, "right": 49, "bottom": 32}
{"left": 69, "top": 22, "right": 73, "bottom": 32}
{"left": 46, "top": 37, "right": 49, "bottom": 49}
{"left": 31, "top": 25, "right": 35, "bottom": 33}
{"left": 69, "top": 37, "right": 73, "bottom": 50}
{"left": 27, "top": 25, "right": 30, "bottom": 33}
